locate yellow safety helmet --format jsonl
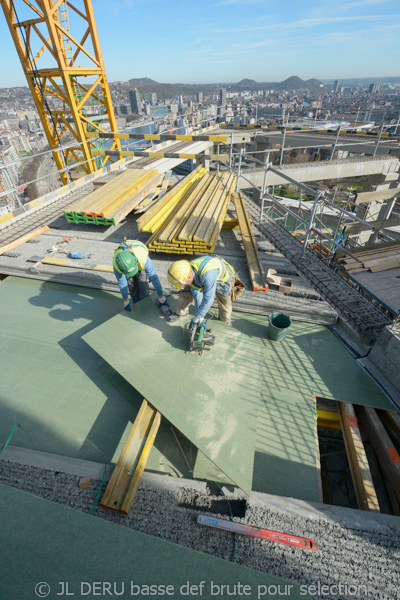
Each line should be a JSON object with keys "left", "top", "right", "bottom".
{"left": 167, "top": 260, "right": 191, "bottom": 289}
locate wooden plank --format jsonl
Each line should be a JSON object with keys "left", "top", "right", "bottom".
{"left": 110, "top": 174, "right": 164, "bottom": 224}
{"left": 0, "top": 226, "right": 50, "bottom": 255}
{"left": 312, "top": 396, "right": 324, "bottom": 502}
{"left": 358, "top": 406, "right": 400, "bottom": 501}
{"left": 121, "top": 410, "right": 161, "bottom": 514}
{"left": 101, "top": 399, "right": 161, "bottom": 514}
{"left": 232, "top": 192, "right": 268, "bottom": 291}
{"left": 377, "top": 410, "right": 400, "bottom": 446}
{"left": 369, "top": 259, "right": 400, "bottom": 273}
{"left": 27, "top": 255, "right": 113, "bottom": 272}
{"left": 336, "top": 401, "right": 380, "bottom": 512}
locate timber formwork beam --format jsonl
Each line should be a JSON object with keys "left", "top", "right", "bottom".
{"left": 92, "top": 149, "right": 229, "bottom": 162}
{"left": 233, "top": 192, "right": 268, "bottom": 291}
{"left": 101, "top": 399, "right": 161, "bottom": 514}
{"left": 336, "top": 401, "right": 380, "bottom": 512}
{"left": 87, "top": 131, "right": 229, "bottom": 143}
{"left": 357, "top": 406, "right": 400, "bottom": 503}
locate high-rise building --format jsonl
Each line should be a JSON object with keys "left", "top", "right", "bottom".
{"left": 145, "top": 104, "right": 151, "bottom": 116}
{"left": 129, "top": 88, "right": 142, "bottom": 115}
{"left": 176, "top": 118, "right": 187, "bottom": 135}
{"left": 197, "top": 92, "right": 203, "bottom": 103}
{"left": 219, "top": 88, "right": 227, "bottom": 108}
{"left": 150, "top": 93, "right": 157, "bottom": 106}
{"left": 368, "top": 83, "right": 380, "bottom": 94}
{"left": 118, "top": 104, "right": 129, "bottom": 115}
{"left": 333, "top": 80, "right": 340, "bottom": 93}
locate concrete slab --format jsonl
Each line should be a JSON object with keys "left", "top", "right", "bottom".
{"left": 0, "top": 483, "right": 309, "bottom": 600}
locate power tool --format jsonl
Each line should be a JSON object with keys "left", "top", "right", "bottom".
{"left": 186, "top": 321, "right": 215, "bottom": 356}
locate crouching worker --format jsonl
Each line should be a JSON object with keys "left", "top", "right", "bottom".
{"left": 167, "top": 255, "right": 236, "bottom": 327}
{"left": 113, "top": 240, "right": 170, "bottom": 314}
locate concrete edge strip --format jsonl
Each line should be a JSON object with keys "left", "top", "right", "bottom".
{"left": 2, "top": 444, "right": 400, "bottom": 535}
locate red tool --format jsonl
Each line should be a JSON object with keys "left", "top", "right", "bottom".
{"left": 197, "top": 514, "right": 317, "bottom": 551}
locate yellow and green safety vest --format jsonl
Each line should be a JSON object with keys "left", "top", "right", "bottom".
{"left": 190, "top": 256, "right": 235, "bottom": 290}
{"left": 113, "top": 240, "right": 149, "bottom": 273}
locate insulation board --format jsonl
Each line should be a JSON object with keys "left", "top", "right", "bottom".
{"left": 0, "top": 277, "right": 187, "bottom": 475}
{"left": 84, "top": 295, "right": 264, "bottom": 495}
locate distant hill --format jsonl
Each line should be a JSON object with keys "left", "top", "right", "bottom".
{"left": 237, "top": 79, "right": 258, "bottom": 87}
{"left": 109, "top": 75, "right": 325, "bottom": 99}
{"left": 128, "top": 78, "right": 158, "bottom": 86}
{"left": 278, "top": 76, "right": 323, "bottom": 90}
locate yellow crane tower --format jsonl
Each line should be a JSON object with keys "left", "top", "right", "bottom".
{"left": 0, "top": 0, "right": 121, "bottom": 185}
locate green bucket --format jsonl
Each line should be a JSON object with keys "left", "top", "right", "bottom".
{"left": 267, "top": 312, "right": 291, "bottom": 342}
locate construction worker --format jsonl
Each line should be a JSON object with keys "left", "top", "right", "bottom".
{"left": 167, "top": 255, "right": 236, "bottom": 327}
{"left": 113, "top": 240, "right": 170, "bottom": 313}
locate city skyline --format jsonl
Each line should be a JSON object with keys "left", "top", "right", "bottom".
{"left": 0, "top": 0, "right": 399, "bottom": 87}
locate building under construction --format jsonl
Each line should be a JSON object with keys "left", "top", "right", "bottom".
{"left": 0, "top": 2, "right": 400, "bottom": 600}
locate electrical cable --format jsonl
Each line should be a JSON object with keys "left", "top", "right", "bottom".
{"left": 0, "top": 414, "right": 21, "bottom": 459}
{"left": 90, "top": 462, "right": 107, "bottom": 516}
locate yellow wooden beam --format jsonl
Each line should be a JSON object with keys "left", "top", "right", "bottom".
{"left": 337, "top": 401, "right": 380, "bottom": 512}
{"left": 358, "top": 406, "right": 400, "bottom": 502}
{"left": 0, "top": 226, "right": 50, "bottom": 256}
{"left": 101, "top": 400, "right": 161, "bottom": 514}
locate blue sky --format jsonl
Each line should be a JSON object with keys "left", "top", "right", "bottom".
{"left": 0, "top": 0, "right": 399, "bottom": 86}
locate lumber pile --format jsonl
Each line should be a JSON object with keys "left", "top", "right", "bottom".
{"left": 337, "top": 245, "right": 400, "bottom": 274}
{"left": 138, "top": 167, "right": 237, "bottom": 254}
{"left": 64, "top": 168, "right": 164, "bottom": 226}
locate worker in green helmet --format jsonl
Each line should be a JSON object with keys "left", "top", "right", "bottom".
{"left": 167, "top": 255, "right": 237, "bottom": 327}
{"left": 113, "top": 240, "right": 170, "bottom": 314}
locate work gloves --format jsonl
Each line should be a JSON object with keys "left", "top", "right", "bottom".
{"left": 189, "top": 318, "right": 209, "bottom": 331}
{"left": 123, "top": 298, "right": 131, "bottom": 312}
{"left": 156, "top": 295, "right": 172, "bottom": 317}
{"left": 156, "top": 295, "right": 169, "bottom": 309}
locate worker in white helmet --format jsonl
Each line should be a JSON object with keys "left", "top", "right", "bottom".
{"left": 167, "top": 255, "right": 236, "bottom": 327}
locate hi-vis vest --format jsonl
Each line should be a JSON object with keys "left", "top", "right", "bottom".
{"left": 113, "top": 240, "right": 149, "bottom": 273}
{"left": 190, "top": 256, "right": 235, "bottom": 290}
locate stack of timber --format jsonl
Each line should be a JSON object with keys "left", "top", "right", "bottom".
{"left": 64, "top": 169, "right": 164, "bottom": 226}
{"left": 337, "top": 243, "right": 400, "bottom": 274}
{"left": 138, "top": 166, "right": 237, "bottom": 254}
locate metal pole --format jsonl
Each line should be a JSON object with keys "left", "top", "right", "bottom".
{"left": 355, "top": 107, "right": 360, "bottom": 125}
{"left": 229, "top": 133, "right": 233, "bottom": 169}
{"left": 301, "top": 191, "right": 323, "bottom": 258}
{"left": 279, "top": 129, "right": 286, "bottom": 166}
{"left": 236, "top": 148, "right": 243, "bottom": 192}
{"left": 330, "top": 125, "right": 341, "bottom": 162}
{"left": 394, "top": 116, "right": 400, "bottom": 135}
{"left": 216, "top": 143, "right": 220, "bottom": 173}
{"left": 373, "top": 119, "right": 385, "bottom": 158}
{"left": 260, "top": 160, "right": 269, "bottom": 220}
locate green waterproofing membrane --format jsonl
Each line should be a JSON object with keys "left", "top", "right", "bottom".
{"left": 259, "top": 320, "right": 393, "bottom": 409}
{"left": 85, "top": 302, "right": 392, "bottom": 501}
{"left": 84, "top": 296, "right": 263, "bottom": 495}
{"left": 0, "top": 484, "right": 310, "bottom": 600}
{"left": 0, "top": 277, "right": 187, "bottom": 475}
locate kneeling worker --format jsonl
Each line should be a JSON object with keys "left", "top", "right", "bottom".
{"left": 113, "top": 240, "right": 170, "bottom": 313}
{"left": 167, "top": 255, "right": 236, "bottom": 327}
